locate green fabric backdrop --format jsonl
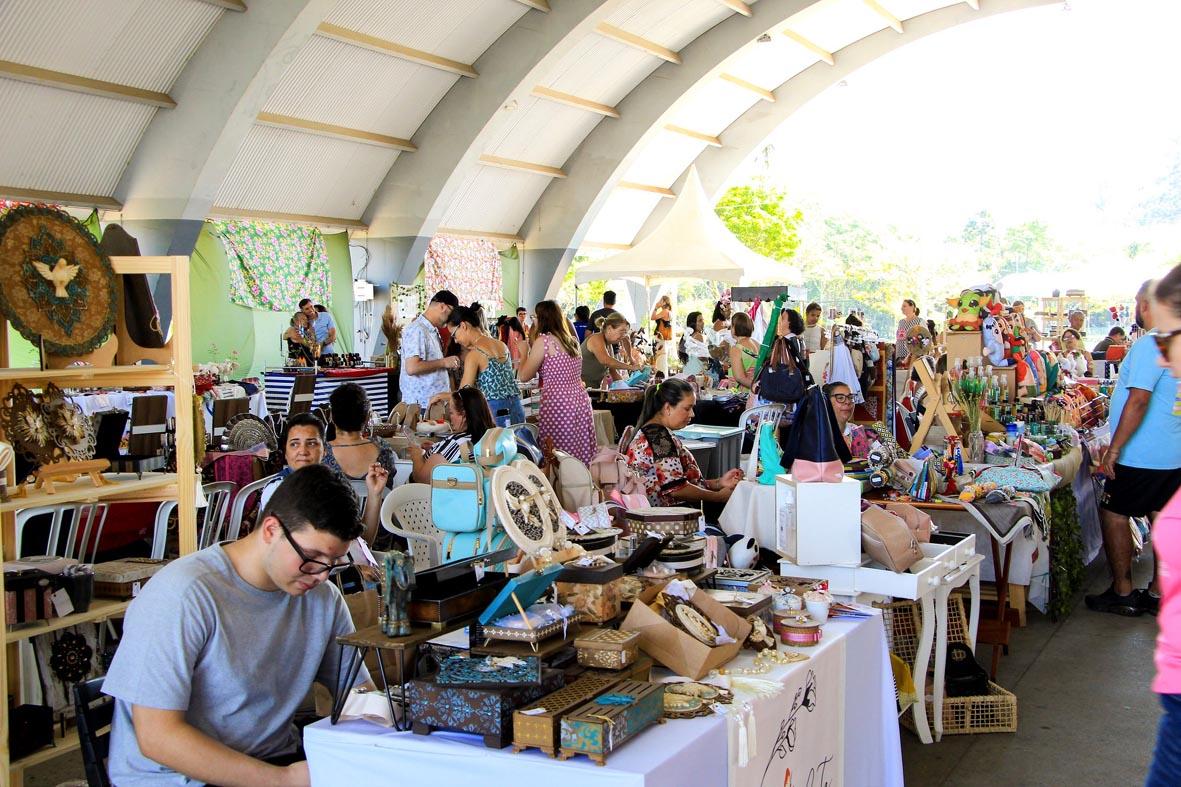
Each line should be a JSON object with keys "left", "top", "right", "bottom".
{"left": 190, "top": 224, "right": 353, "bottom": 377}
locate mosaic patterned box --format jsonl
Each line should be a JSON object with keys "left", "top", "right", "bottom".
{"left": 408, "top": 669, "right": 564, "bottom": 749}
{"left": 558, "top": 681, "right": 666, "bottom": 766}
{"left": 511, "top": 675, "right": 620, "bottom": 757}
{"left": 574, "top": 628, "right": 640, "bottom": 670}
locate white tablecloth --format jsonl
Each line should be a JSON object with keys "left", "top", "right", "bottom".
{"left": 68, "top": 390, "right": 267, "bottom": 434}
{"left": 718, "top": 480, "right": 778, "bottom": 548}
{"left": 304, "top": 613, "right": 901, "bottom": 787}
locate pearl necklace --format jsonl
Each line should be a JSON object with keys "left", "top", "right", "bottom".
{"left": 710, "top": 647, "right": 808, "bottom": 677}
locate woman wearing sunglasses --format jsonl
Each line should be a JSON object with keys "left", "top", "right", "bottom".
{"left": 823, "top": 382, "right": 879, "bottom": 460}
{"left": 1146, "top": 264, "right": 1181, "bottom": 786}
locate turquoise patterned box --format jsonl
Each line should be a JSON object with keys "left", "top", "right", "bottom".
{"left": 558, "top": 681, "right": 666, "bottom": 766}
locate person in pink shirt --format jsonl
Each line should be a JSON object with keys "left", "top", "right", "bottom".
{"left": 1148, "top": 262, "right": 1181, "bottom": 786}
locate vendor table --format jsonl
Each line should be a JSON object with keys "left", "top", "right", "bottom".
{"left": 264, "top": 367, "right": 393, "bottom": 417}
{"left": 693, "top": 394, "right": 744, "bottom": 428}
{"left": 718, "top": 480, "right": 776, "bottom": 547}
{"left": 305, "top": 612, "right": 902, "bottom": 786}
{"left": 590, "top": 397, "right": 643, "bottom": 439}
{"left": 674, "top": 424, "right": 743, "bottom": 477}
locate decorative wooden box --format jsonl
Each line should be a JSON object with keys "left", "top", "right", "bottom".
{"left": 407, "top": 668, "right": 564, "bottom": 749}
{"left": 623, "top": 507, "right": 701, "bottom": 537}
{"left": 436, "top": 654, "right": 541, "bottom": 688}
{"left": 476, "top": 564, "right": 576, "bottom": 651}
{"left": 559, "top": 681, "right": 666, "bottom": 766}
{"left": 555, "top": 579, "right": 622, "bottom": 624}
{"left": 92, "top": 558, "right": 169, "bottom": 599}
{"left": 408, "top": 549, "right": 514, "bottom": 625}
{"left": 574, "top": 628, "right": 640, "bottom": 670}
{"left": 511, "top": 675, "right": 620, "bottom": 757}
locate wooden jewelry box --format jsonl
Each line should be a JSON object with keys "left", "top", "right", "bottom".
{"left": 555, "top": 562, "right": 624, "bottom": 624}
{"left": 407, "top": 548, "right": 514, "bottom": 626}
{"left": 511, "top": 675, "right": 620, "bottom": 757}
{"left": 574, "top": 628, "right": 640, "bottom": 671}
{"left": 474, "top": 564, "right": 577, "bottom": 651}
{"left": 407, "top": 668, "right": 564, "bottom": 749}
{"left": 92, "top": 558, "right": 169, "bottom": 599}
{"left": 558, "top": 681, "right": 666, "bottom": 766}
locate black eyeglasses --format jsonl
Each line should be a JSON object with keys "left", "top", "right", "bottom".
{"left": 829, "top": 393, "right": 854, "bottom": 404}
{"left": 274, "top": 516, "right": 353, "bottom": 576}
{"left": 1154, "top": 328, "right": 1181, "bottom": 358}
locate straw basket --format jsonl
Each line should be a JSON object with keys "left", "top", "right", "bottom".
{"left": 878, "top": 595, "right": 1017, "bottom": 735}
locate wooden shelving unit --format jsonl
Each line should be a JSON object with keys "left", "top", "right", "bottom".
{"left": 0, "top": 256, "right": 196, "bottom": 786}
{"left": 1036, "top": 290, "right": 1087, "bottom": 342}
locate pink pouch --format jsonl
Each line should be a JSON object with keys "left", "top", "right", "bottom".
{"left": 883, "top": 502, "right": 933, "bottom": 543}
{"left": 789, "top": 459, "right": 845, "bottom": 483}
{"left": 609, "top": 489, "right": 650, "bottom": 511}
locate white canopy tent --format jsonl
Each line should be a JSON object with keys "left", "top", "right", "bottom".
{"left": 574, "top": 167, "right": 800, "bottom": 288}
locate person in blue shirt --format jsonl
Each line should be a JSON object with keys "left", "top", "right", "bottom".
{"left": 1087, "top": 280, "right": 1181, "bottom": 616}
{"left": 299, "top": 298, "right": 337, "bottom": 354}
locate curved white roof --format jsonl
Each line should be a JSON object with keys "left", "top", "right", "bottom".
{"left": 0, "top": 0, "right": 1056, "bottom": 293}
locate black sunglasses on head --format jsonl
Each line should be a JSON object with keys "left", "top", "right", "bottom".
{"left": 1154, "top": 328, "right": 1181, "bottom": 357}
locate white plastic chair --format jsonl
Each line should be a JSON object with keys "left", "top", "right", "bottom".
{"left": 738, "top": 403, "right": 787, "bottom": 466}
{"left": 151, "top": 500, "right": 176, "bottom": 560}
{"left": 226, "top": 474, "right": 278, "bottom": 541}
{"left": 198, "top": 481, "right": 236, "bottom": 549}
{"left": 379, "top": 484, "right": 442, "bottom": 571}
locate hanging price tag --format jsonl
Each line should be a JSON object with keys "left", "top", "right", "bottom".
{"left": 51, "top": 588, "right": 74, "bottom": 617}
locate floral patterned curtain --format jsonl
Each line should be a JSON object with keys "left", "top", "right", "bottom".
{"left": 425, "top": 235, "right": 502, "bottom": 312}
{"left": 211, "top": 220, "right": 330, "bottom": 311}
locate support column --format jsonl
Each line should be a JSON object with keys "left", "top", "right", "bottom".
{"left": 519, "top": 247, "right": 573, "bottom": 309}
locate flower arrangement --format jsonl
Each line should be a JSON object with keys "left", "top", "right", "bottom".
{"left": 196, "top": 345, "right": 241, "bottom": 383}
{"left": 948, "top": 363, "right": 985, "bottom": 434}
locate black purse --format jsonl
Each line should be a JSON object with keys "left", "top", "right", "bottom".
{"left": 755, "top": 337, "right": 806, "bottom": 404}
{"left": 944, "top": 642, "right": 989, "bottom": 697}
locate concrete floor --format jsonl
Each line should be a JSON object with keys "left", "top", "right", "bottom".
{"left": 23, "top": 554, "right": 1161, "bottom": 786}
{"left": 902, "top": 551, "right": 1160, "bottom": 786}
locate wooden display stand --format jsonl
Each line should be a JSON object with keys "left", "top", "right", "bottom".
{"left": 1036, "top": 291, "right": 1087, "bottom": 342}
{"left": 0, "top": 256, "right": 196, "bottom": 786}
{"left": 910, "top": 360, "right": 958, "bottom": 448}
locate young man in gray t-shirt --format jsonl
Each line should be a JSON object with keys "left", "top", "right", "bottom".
{"left": 103, "top": 464, "right": 371, "bottom": 786}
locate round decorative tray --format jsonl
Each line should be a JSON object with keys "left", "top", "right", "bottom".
{"left": 224, "top": 413, "right": 277, "bottom": 452}
{"left": 490, "top": 465, "right": 558, "bottom": 554}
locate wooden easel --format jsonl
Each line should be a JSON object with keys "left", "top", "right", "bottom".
{"left": 33, "top": 459, "right": 114, "bottom": 494}
{"left": 910, "top": 361, "right": 959, "bottom": 448}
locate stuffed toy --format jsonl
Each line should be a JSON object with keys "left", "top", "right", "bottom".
{"left": 981, "top": 313, "right": 1011, "bottom": 367}
{"left": 946, "top": 286, "right": 998, "bottom": 331}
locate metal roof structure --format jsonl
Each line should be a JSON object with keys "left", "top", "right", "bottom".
{"left": 0, "top": 0, "right": 1056, "bottom": 301}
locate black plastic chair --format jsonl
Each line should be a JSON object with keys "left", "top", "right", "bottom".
{"left": 73, "top": 677, "right": 113, "bottom": 787}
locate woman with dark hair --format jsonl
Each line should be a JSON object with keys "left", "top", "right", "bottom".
{"left": 625, "top": 379, "right": 742, "bottom": 511}
{"left": 895, "top": 299, "right": 923, "bottom": 365}
{"left": 1057, "top": 328, "right": 1092, "bottom": 378}
{"left": 650, "top": 295, "right": 672, "bottom": 341}
{"left": 409, "top": 386, "right": 496, "bottom": 482}
{"left": 499, "top": 315, "right": 530, "bottom": 367}
{"left": 727, "top": 312, "right": 759, "bottom": 392}
{"left": 711, "top": 299, "right": 731, "bottom": 336}
{"left": 679, "top": 311, "right": 711, "bottom": 378}
{"left": 1146, "top": 264, "right": 1181, "bottom": 786}
{"left": 823, "top": 381, "right": 880, "bottom": 459}
{"left": 323, "top": 384, "right": 397, "bottom": 521}
{"left": 518, "top": 300, "right": 597, "bottom": 464}
{"left": 449, "top": 305, "right": 524, "bottom": 426}
{"left": 774, "top": 307, "right": 813, "bottom": 383}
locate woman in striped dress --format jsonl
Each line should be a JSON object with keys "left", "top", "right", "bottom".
{"left": 518, "top": 300, "right": 597, "bottom": 465}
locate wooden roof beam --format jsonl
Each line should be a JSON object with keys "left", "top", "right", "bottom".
{"left": 437, "top": 227, "right": 524, "bottom": 244}
{"left": 664, "top": 124, "right": 721, "bottom": 147}
{"left": 531, "top": 86, "right": 619, "bottom": 118}
{"left": 208, "top": 206, "right": 367, "bottom": 230}
{"left": 256, "top": 112, "right": 416, "bottom": 152}
{"left": 0, "top": 186, "right": 122, "bottom": 211}
{"left": 617, "top": 181, "right": 675, "bottom": 198}
{"left": 0, "top": 59, "right": 175, "bottom": 108}
{"left": 719, "top": 73, "right": 775, "bottom": 102}
{"left": 864, "top": 0, "right": 904, "bottom": 33}
{"left": 193, "top": 0, "right": 247, "bottom": 10}
{"left": 782, "top": 29, "right": 835, "bottom": 66}
{"left": 582, "top": 241, "right": 633, "bottom": 251}
{"left": 717, "top": 0, "right": 753, "bottom": 16}
{"left": 595, "top": 23, "right": 681, "bottom": 65}
{"left": 316, "top": 23, "right": 478, "bottom": 78}
{"left": 479, "top": 154, "right": 566, "bottom": 178}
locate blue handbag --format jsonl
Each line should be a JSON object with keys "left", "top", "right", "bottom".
{"left": 432, "top": 428, "right": 520, "bottom": 562}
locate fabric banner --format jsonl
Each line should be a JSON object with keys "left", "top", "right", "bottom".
{"left": 211, "top": 220, "right": 330, "bottom": 311}
{"left": 425, "top": 235, "right": 502, "bottom": 313}
{"left": 730, "top": 636, "right": 846, "bottom": 787}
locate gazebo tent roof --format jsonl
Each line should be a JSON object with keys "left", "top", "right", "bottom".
{"left": 574, "top": 167, "right": 798, "bottom": 286}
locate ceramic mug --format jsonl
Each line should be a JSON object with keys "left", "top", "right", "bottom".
{"left": 805, "top": 598, "right": 829, "bottom": 624}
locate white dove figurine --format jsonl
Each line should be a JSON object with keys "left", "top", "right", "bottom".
{"left": 32, "top": 257, "right": 80, "bottom": 298}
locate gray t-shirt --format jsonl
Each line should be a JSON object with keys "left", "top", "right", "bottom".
{"left": 103, "top": 545, "right": 366, "bottom": 785}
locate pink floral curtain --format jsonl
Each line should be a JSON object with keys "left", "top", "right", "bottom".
{"left": 425, "top": 235, "right": 502, "bottom": 312}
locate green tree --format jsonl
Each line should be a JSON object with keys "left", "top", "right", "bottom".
{"left": 714, "top": 183, "right": 803, "bottom": 261}
{"left": 998, "top": 220, "right": 1054, "bottom": 277}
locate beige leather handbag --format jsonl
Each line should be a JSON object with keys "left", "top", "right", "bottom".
{"left": 861, "top": 505, "right": 922, "bottom": 572}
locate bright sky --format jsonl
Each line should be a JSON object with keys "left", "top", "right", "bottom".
{"left": 751, "top": 0, "right": 1181, "bottom": 247}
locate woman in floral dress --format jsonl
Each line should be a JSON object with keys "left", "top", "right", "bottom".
{"left": 625, "top": 378, "right": 743, "bottom": 512}
{"left": 518, "top": 300, "right": 597, "bottom": 464}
